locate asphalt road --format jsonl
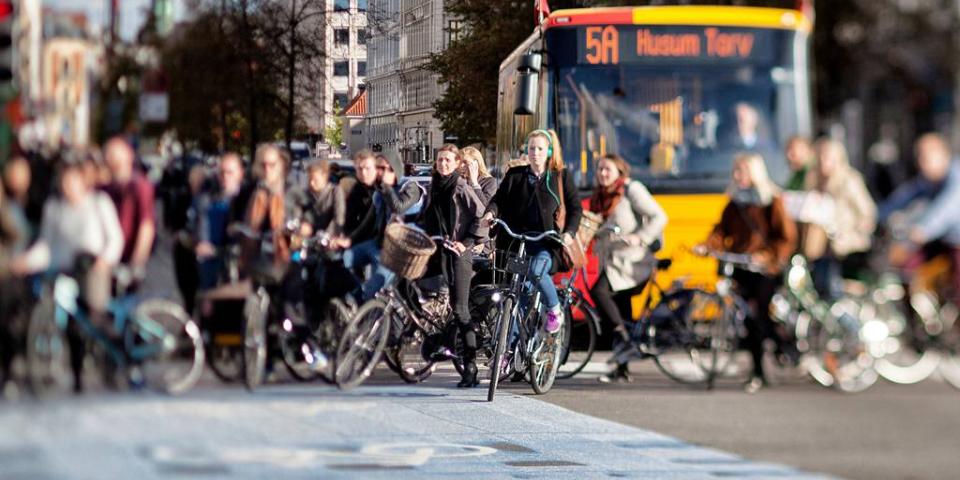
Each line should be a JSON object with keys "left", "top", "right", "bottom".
{"left": 21, "top": 221, "right": 946, "bottom": 480}
{"left": 538, "top": 357, "right": 960, "bottom": 480}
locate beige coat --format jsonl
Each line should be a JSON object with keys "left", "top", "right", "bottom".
{"left": 804, "top": 164, "right": 876, "bottom": 257}
{"left": 595, "top": 180, "right": 668, "bottom": 292}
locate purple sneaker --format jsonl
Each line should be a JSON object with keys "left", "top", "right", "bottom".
{"left": 544, "top": 309, "right": 563, "bottom": 334}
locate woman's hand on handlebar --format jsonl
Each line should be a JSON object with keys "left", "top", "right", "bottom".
{"left": 751, "top": 251, "right": 772, "bottom": 270}
{"left": 481, "top": 211, "right": 495, "bottom": 227}
{"left": 196, "top": 241, "right": 216, "bottom": 259}
{"left": 449, "top": 241, "right": 467, "bottom": 255}
{"left": 691, "top": 244, "right": 709, "bottom": 256}
{"left": 331, "top": 236, "right": 352, "bottom": 250}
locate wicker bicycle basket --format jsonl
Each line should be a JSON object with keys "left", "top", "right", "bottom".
{"left": 381, "top": 223, "right": 437, "bottom": 280}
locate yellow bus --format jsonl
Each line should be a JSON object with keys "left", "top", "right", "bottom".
{"left": 497, "top": 4, "right": 813, "bottom": 288}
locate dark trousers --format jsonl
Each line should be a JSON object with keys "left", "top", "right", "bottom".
{"left": 427, "top": 249, "right": 475, "bottom": 361}
{"left": 173, "top": 242, "right": 199, "bottom": 314}
{"left": 733, "top": 268, "right": 780, "bottom": 378}
{"left": 590, "top": 272, "right": 647, "bottom": 344}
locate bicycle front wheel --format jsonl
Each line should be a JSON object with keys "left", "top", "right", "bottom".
{"left": 384, "top": 313, "right": 437, "bottom": 384}
{"left": 528, "top": 319, "right": 564, "bottom": 395}
{"left": 242, "top": 288, "right": 270, "bottom": 392}
{"left": 487, "top": 297, "right": 514, "bottom": 402}
{"left": 26, "top": 296, "right": 72, "bottom": 398}
{"left": 335, "top": 299, "right": 391, "bottom": 390}
{"left": 556, "top": 296, "right": 598, "bottom": 380}
{"left": 127, "top": 299, "right": 205, "bottom": 395}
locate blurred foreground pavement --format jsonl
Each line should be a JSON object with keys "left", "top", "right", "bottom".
{"left": 0, "top": 383, "right": 830, "bottom": 479}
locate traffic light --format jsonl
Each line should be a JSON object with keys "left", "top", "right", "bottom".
{"left": 0, "top": 0, "right": 12, "bottom": 89}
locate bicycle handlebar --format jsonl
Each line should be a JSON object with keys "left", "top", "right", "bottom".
{"left": 689, "top": 246, "right": 764, "bottom": 273}
{"left": 491, "top": 218, "right": 560, "bottom": 243}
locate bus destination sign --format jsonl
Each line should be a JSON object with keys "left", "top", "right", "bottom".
{"left": 578, "top": 25, "right": 776, "bottom": 65}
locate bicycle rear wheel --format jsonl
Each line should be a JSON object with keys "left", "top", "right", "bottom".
{"left": 556, "top": 296, "right": 598, "bottom": 379}
{"left": 335, "top": 299, "right": 390, "bottom": 390}
{"left": 652, "top": 289, "right": 724, "bottom": 386}
{"left": 242, "top": 288, "right": 269, "bottom": 392}
{"left": 127, "top": 299, "right": 205, "bottom": 395}
{"left": 487, "top": 297, "right": 514, "bottom": 402}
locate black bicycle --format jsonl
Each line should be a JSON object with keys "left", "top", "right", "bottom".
{"left": 608, "top": 247, "right": 738, "bottom": 388}
{"left": 485, "top": 219, "right": 565, "bottom": 401}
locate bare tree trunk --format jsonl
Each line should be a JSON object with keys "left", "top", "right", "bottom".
{"left": 285, "top": 0, "right": 297, "bottom": 150}
{"left": 240, "top": 0, "right": 260, "bottom": 156}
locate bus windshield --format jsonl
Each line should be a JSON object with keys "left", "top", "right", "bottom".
{"left": 547, "top": 26, "right": 804, "bottom": 192}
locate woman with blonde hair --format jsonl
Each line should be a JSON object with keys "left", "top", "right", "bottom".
{"left": 482, "top": 129, "right": 582, "bottom": 334}
{"left": 459, "top": 146, "right": 497, "bottom": 205}
{"left": 803, "top": 138, "right": 876, "bottom": 300}
{"left": 700, "top": 152, "right": 797, "bottom": 392}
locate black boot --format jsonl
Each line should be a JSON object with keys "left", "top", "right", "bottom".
{"left": 457, "top": 361, "right": 479, "bottom": 388}
{"left": 598, "top": 363, "right": 632, "bottom": 383}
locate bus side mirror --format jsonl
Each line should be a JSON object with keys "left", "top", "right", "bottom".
{"left": 514, "top": 53, "right": 542, "bottom": 116}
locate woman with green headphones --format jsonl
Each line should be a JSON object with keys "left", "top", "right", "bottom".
{"left": 482, "top": 129, "right": 582, "bottom": 334}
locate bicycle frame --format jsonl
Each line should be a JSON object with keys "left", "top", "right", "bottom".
{"left": 49, "top": 275, "right": 171, "bottom": 369}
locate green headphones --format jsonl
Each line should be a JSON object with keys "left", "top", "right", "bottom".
{"left": 528, "top": 129, "right": 554, "bottom": 158}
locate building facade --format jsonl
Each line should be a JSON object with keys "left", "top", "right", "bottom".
{"left": 366, "top": 0, "right": 453, "bottom": 164}
{"left": 316, "top": 0, "right": 367, "bottom": 140}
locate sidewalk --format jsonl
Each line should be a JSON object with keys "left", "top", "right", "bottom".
{"left": 0, "top": 382, "right": 832, "bottom": 479}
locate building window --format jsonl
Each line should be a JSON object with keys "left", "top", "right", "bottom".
{"left": 334, "top": 29, "right": 349, "bottom": 46}
{"left": 357, "top": 28, "right": 368, "bottom": 46}
{"left": 357, "top": 61, "right": 367, "bottom": 77}
{"left": 334, "top": 0, "right": 350, "bottom": 12}
{"left": 357, "top": 0, "right": 368, "bottom": 12}
{"left": 334, "top": 92, "right": 350, "bottom": 110}
{"left": 446, "top": 20, "right": 463, "bottom": 46}
{"left": 333, "top": 61, "right": 349, "bottom": 77}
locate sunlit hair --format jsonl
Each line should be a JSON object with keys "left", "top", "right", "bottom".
{"left": 352, "top": 148, "right": 376, "bottom": 166}
{"left": 915, "top": 132, "right": 951, "bottom": 157}
{"left": 814, "top": 138, "right": 850, "bottom": 172}
{"left": 729, "top": 152, "right": 778, "bottom": 206}
{"left": 526, "top": 129, "right": 564, "bottom": 171}
{"left": 220, "top": 152, "right": 244, "bottom": 172}
{"left": 786, "top": 135, "right": 812, "bottom": 150}
{"left": 460, "top": 146, "right": 491, "bottom": 178}
{"left": 307, "top": 159, "right": 331, "bottom": 178}
{"left": 253, "top": 143, "right": 288, "bottom": 180}
{"left": 435, "top": 144, "right": 462, "bottom": 173}
{"left": 598, "top": 153, "right": 631, "bottom": 181}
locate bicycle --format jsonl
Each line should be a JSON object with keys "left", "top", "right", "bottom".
{"left": 240, "top": 222, "right": 356, "bottom": 391}
{"left": 605, "top": 245, "right": 735, "bottom": 388}
{"left": 766, "top": 254, "right": 878, "bottom": 392}
{"left": 26, "top": 266, "right": 205, "bottom": 397}
{"left": 373, "top": 236, "right": 459, "bottom": 384}
{"left": 485, "top": 219, "right": 566, "bottom": 401}
{"left": 334, "top": 224, "right": 439, "bottom": 390}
